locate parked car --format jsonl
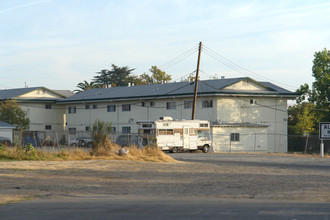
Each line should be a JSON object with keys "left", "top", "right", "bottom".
{"left": 70, "top": 137, "right": 94, "bottom": 148}
{"left": 0, "top": 137, "right": 11, "bottom": 146}
{"left": 115, "top": 134, "right": 143, "bottom": 148}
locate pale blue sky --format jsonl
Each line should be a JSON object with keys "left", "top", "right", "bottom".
{"left": 1, "top": 0, "right": 329, "bottom": 91}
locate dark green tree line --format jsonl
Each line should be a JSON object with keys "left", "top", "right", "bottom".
{"left": 288, "top": 48, "right": 330, "bottom": 135}
{"left": 75, "top": 64, "right": 171, "bottom": 93}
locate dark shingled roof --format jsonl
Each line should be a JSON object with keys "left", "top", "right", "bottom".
{"left": 0, "top": 87, "right": 72, "bottom": 101}
{"left": 0, "top": 87, "right": 39, "bottom": 100}
{"left": 58, "top": 77, "right": 299, "bottom": 104}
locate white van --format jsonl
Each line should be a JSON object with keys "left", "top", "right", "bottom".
{"left": 137, "top": 117, "right": 211, "bottom": 153}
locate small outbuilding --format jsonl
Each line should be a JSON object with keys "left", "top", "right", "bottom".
{"left": 0, "top": 120, "right": 16, "bottom": 144}
{"left": 211, "top": 123, "right": 276, "bottom": 153}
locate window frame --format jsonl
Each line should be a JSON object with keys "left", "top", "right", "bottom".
{"left": 107, "top": 104, "right": 116, "bottom": 112}
{"left": 184, "top": 101, "right": 193, "bottom": 109}
{"left": 230, "top": 133, "right": 240, "bottom": 142}
{"left": 202, "top": 100, "right": 213, "bottom": 108}
{"left": 122, "top": 126, "right": 131, "bottom": 134}
{"left": 166, "top": 101, "right": 176, "bottom": 110}
{"left": 122, "top": 104, "right": 131, "bottom": 112}
{"left": 68, "top": 127, "right": 76, "bottom": 135}
{"left": 68, "top": 106, "right": 76, "bottom": 114}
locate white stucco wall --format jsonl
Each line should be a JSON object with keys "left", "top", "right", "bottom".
{"left": 19, "top": 103, "right": 66, "bottom": 132}
{"left": 65, "top": 96, "right": 218, "bottom": 134}
{"left": 211, "top": 126, "right": 268, "bottom": 152}
{"left": 0, "top": 128, "right": 14, "bottom": 142}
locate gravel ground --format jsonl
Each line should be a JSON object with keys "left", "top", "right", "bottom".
{"left": 0, "top": 153, "right": 329, "bottom": 204}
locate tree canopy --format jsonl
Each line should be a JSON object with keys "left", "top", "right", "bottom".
{"left": 311, "top": 48, "right": 330, "bottom": 115}
{"left": 75, "top": 64, "right": 171, "bottom": 92}
{"left": 0, "top": 99, "right": 30, "bottom": 130}
{"left": 93, "top": 64, "right": 135, "bottom": 87}
{"left": 289, "top": 48, "right": 330, "bottom": 135}
{"left": 74, "top": 80, "right": 102, "bottom": 93}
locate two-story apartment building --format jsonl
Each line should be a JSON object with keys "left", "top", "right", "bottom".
{"left": 0, "top": 87, "right": 73, "bottom": 141}
{"left": 58, "top": 77, "right": 299, "bottom": 152}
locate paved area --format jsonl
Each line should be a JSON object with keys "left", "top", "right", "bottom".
{"left": 0, "top": 153, "right": 329, "bottom": 219}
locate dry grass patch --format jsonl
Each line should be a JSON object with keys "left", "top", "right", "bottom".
{"left": 0, "top": 142, "right": 176, "bottom": 163}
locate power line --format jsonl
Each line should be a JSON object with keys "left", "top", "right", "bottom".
{"left": 159, "top": 44, "right": 199, "bottom": 70}
{"left": 201, "top": 45, "right": 298, "bottom": 90}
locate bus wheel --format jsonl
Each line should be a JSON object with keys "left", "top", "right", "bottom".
{"left": 171, "top": 147, "right": 178, "bottom": 153}
{"left": 202, "top": 145, "right": 209, "bottom": 153}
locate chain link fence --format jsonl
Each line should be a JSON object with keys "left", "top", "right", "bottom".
{"left": 11, "top": 130, "right": 330, "bottom": 154}
{"left": 12, "top": 130, "right": 153, "bottom": 148}
{"left": 288, "top": 135, "right": 330, "bottom": 153}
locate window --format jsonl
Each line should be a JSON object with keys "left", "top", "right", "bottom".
{"left": 250, "top": 99, "right": 257, "bottom": 105}
{"left": 158, "top": 129, "right": 174, "bottom": 135}
{"left": 166, "top": 101, "right": 176, "bottom": 110}
{"left": 122, "top": 126, "right": 131, "bottom": 134}
{"left": 230, "top": 133, "right": 240, "bottom": 142}
{"left": 107, "top": 105, "right": 116, "bottom": 112}
{"left": 202, "top": 100, "right": 213, "bottom": 108}
{"left": 141, "top": 102, "right": 145, "bottom": 107}
{"left": 122, "top": 104, "right": 131, "bottom": 111}
{"left": 68, "top": 106, "right": 76, "bottom": 114}
{"left": 85, "top": 105, "right": 90, "bottom": 109}
{"left": 93, "top": 104, "right": 97, "bottom": 109}
{"left": 86, "top": 126, "right": 90, "bottom": 131}
{"left": 45, "top": 125, "right": 51, "bottom": 130}
{"left": 200, "top": 123, "right": 208, "bottom": 128}
{"left": 69, "top": 128, "right": 76, "bottom": 135}
{"left": 111, "top": 127, "right": 116, "bottom": 134}
{"left": 150, "top": 101, "right": 155, "bottom": 107}
{"left": 45, "top": 104, "right": 52, "bottom": 109}
{"left": 184, "top": 101, "right": 193, "bottom": 109}
{"left": 190, "top": 129, "right": 197, "bottom": 135}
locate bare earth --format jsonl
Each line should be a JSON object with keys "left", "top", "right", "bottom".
{"left": 0, "top": 153, "right": 330, "bottom": 205}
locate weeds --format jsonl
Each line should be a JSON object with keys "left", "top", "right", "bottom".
{"left": 0, "top": 142, "right": 175, "bottom": 162}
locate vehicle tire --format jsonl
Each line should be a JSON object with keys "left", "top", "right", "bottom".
{"left": 202, "top": 145, "right": 209, "bottom": 153}
{"left": 142, "top": 139, "right": 148, "bottom": 146}
{"left": 71, "top": 143, "right": 77, "bottom": 147}
{"left": 171, "top": 147, "right": 178, "bottom": 153}
{"left": 80, "top": 140, "right": 86, "bottom": 147}
{"left": 87, "top": 142, "right": 93, "bottom": 148}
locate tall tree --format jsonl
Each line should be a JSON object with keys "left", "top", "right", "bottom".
{"left": 93, "top": 69, "right": 111, "bottom": 87}
{"left": 140, "top": 66, "right": 171, "bottom": 84}
{"left": 0, "top": 99, "right": 30, "bottom": 130}
{"left": 74, "top": 80, "right": 101, "bottom": 93}
{"left": 310, "top": 48, "right": 330, "bottom": 121}
{"left": 94, "top": 64, "right": 135, "bottom": 87}
{"left": 290, "top": 48, "right": 330, "bottom": 135}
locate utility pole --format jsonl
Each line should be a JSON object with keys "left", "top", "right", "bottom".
{"left": 192, "top": 41, "right": 202, "bottom": 120}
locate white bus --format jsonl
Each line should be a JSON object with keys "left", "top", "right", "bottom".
{"left": 137, "top": 116, "right": 211, "bottom": 153}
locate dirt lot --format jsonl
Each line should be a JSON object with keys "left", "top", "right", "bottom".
{"left": 0, "top": 153, "right": 330, "bottom": 205}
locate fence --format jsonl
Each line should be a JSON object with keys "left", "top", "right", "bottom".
{"left": 288, "top": 135, "right": 330, "bottom": 154}
{"left": 12, "top": 130, "right": 152, "bottom": 148}
{"left": 11, "top": 130, "right": 330, "bottom": 154}
{"left": 211, "top": 133, "right": 329, "bottom": 153}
